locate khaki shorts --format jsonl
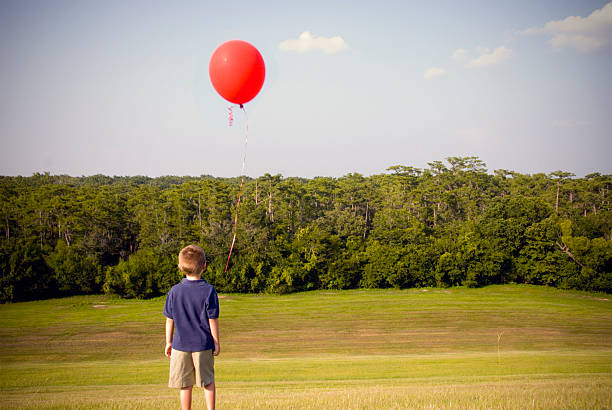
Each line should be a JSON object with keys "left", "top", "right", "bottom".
{"left": 168, "top": 348, "right": 214, "bottom": 388}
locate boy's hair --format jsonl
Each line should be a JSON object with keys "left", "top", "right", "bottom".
{"left": 178, "top": 245, "right": 206, "bottom": 276}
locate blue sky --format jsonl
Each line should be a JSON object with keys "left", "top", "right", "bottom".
{"left": 1, "top": 0, "right": 610, "bottom": 178}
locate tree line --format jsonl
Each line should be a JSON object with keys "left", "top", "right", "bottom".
{"left": 1, "top": 156, "right": 610, "bottom": 302}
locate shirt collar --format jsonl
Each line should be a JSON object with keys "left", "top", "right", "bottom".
{"left": 182, "top": 278, "right": 206, "bottom": 285}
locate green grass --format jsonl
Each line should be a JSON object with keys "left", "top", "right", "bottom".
{"left": 0, "top": 285, "right": 610, "bottom": 409}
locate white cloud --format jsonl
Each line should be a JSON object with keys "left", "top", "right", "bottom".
{"left": 524, "top": 2, "right": 612, "bottom": 52}
{"left": 451, "top": 46, "right": 513, "bottom": 68}
{"left": 466, "top": 46, "right": 513, "bottom": 68}
{"left": 452, "top": 48, "right": 468, "bottom": 62}
{"left": 424, "top": 67, "right": 446, "bottom": 80}
{"left": 475, "top": 46, "right": 491, "bottom": 55}
{"left": 279, "top": 31, "right": 349, "bottom": 54}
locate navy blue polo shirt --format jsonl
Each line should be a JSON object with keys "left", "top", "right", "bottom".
{"left": 163, "top": 278, "right": 219, "bottom": 352}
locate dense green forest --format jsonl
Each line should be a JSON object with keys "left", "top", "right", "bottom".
{"left": 1, "top": 157, "right": 610, "bottom": 302}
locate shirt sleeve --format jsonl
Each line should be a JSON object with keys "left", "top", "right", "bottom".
{"left": 163, "top": 289, "right": 173, "bottom": 319}
{"left": 206, "top": 287, "right": 219, "bottom": 319}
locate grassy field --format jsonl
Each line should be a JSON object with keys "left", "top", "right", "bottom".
{"left": 0, "top": 285, "right": 610, "bottom": 409}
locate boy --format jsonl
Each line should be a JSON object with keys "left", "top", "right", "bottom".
{"left": 164, "top": 245, "right": 220, "bottom": 410}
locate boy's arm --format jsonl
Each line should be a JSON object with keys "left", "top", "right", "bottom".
{"left": 209, "top": 318, "right": 220, "bottom": 356}
{"left": 165, "top": 318, "right": 174, "bottom": 357}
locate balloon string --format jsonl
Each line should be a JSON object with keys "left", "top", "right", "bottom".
{"left": 224, "top": 105, "right": 248, "bottom": 273}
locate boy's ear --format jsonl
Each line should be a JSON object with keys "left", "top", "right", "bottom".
{"left": 203, "top": 262, "right": 207, "bottom": 272}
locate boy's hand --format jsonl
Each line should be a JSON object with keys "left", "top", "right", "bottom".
{"left": 209, "top": 318, "right": 220, "bottom": 356}
{"left": 165, "top": 318, "right": 174, "bottom": 358}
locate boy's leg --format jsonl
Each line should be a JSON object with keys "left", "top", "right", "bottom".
{"left": 192, "top": 350, "right": 215, "bottom": 410}
{"left": 204, "top": 382, "right": 215, "bottom": 410}
{"left": 180, "top": 386, "right": 193, "bottom": 410}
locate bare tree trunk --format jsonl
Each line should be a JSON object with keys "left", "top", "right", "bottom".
{"left": 39, "top": 209, "right": 43, "bottom": 248}
{"left": 433, "top": 205, "right": 437, "bottom": 227}
{"left": 300, "top": 198, "right": 304, "bottom": 225}
{"left": 555, "top": 181, "right": 560, "bottom": 213}
{"left": 268, "top": 191, "right": 273, "bottom": 221}
{"left": 198, "top": 192, "right": 202, "bottom": 229}
{"left": 556, "top": 241, "right": 585, "bottom": 268}
{"left": 363, "top": 203, "right": 369, "bottom": 240}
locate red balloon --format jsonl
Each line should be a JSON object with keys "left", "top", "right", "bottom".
{"left": 209, "top": 40, "right": 265, "bottom": 105}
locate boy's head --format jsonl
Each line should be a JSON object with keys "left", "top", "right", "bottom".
{"left": 178, "top": 245, "right": 207, "bottom": 277}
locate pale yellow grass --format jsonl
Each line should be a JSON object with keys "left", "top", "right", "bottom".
{"left": 1, "top": 375, "right": 610, "bottom": 409}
